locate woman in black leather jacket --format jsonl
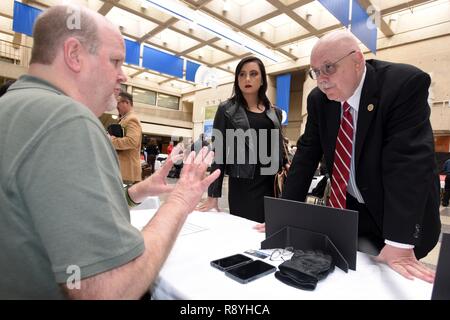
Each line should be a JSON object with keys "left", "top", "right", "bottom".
{"left": 197, "top": 56, "right": 286, "bottom": 222}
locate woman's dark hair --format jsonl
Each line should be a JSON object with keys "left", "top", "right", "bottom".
{"left": 231, "top": 56, "right": 271, "bottom": 110}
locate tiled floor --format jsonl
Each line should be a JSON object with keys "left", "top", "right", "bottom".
{"left": 164, "top": 176, "right": 449, "bottom": 269}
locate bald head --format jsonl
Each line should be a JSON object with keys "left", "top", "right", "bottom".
{"left": 310, "top": 30, "right": 365, "bottom": 102}
{"left": 30, "top": 5, "right": 117, "bottom": 65}
{"left": 312, "top": 30, "right": 361, "bottom": 57}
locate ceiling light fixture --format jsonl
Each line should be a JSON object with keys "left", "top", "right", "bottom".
{"left": 140, "top": 0, "right": 281, "bottom": 62}
{"left": 259, "top": 26, "right": 266, "bottom": 37}
{"left": 389, "top": 14, "right": 398, "bottom": 22}
{"left": 223, "top": 0, "right": 230, "bottom": 12}
{"left": 188, "top": 21, "right": 196, "bottom": 32}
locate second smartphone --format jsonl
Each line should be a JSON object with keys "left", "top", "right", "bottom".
{"left": 210, "top": 254, "right": 253, "bottom": 271}
{"left": 225, "top": 260, "right": 276, "bottom": 284}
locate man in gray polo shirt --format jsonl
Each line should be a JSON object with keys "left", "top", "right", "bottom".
{"left": 0, "top": 5, "right": 219, "bottom": 299}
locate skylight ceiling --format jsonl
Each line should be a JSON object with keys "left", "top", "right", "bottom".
{"left": 0, "top": 0, "right": 447, "bottom": 94}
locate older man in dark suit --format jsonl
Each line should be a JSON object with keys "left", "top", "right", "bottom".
{"left": 284, "top": 30, "right": 441, "bottom": 283}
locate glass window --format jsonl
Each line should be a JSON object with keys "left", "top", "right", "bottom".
{"left": 120, "top": 83, "right": 127, "bottom": 93}
{"left": 157, "top": 93, "right": 179, "bottom": 110}
{"left": 132, "top": 87, "right": 156, "bottom": 105}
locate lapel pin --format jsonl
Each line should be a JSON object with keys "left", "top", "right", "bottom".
{"left": 367, "top": 104, "right": 374, "bottom": 112}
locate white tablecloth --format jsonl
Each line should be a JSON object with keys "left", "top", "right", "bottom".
{"left": 130, "top": 209, "right": 433, "bottom": 300}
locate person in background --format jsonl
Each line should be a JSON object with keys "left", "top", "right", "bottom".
{"left": 0, "top": 4, "right": 219, "bottom": 299}
{"left": 197, "top": 56, "right": 287, "bottom": 223}
{"left": 191, "top": 133, "right": 209, "bottom": 154}
{"left": 110, "top": 91, "right": 142, "bottom": 184}
{"left": 442, "top": 158, "right": 450, "bottom": 207}
{"left": 145, "top": 137, "right": 160, "bottom": 174}
{"left": 167, "top": 140, "right": 174, "bottom": 155}
{"left": 282, "top": 30, "right": 440, "bottom": 283}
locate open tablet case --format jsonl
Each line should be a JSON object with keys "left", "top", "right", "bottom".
{"left": 262, "top": 197, "right": 359, "bottom": 271}
{"left": 262, "top": 226, "right": 349, "bottom": 272}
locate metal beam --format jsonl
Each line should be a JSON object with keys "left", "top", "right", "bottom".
{"left": 138, "top": 17, "right": 179, "bottom": 43}
{"left": 167, "top": 27, "right": 239, "bottom": 58}
{"left": 211, "top": 53, "right": 250, "bottom": 67}
{"left": 241, "top": 10, "right": 281, "bottom": 29}
{"left": 104, "top": 0, "right": 171, "bottom": 26}
{"left": 183, "top": 0, "right": 213, "bottom": 9}
{"left": 98, "top": 0, "right": 120, "bottom": 16}
{"left": 158, "top": 78, "right": 175, "bottom": 85}
{"left": 278, "top": 47, "right": 298, "bottom": 61}
{"left": 178, "top": 37, "right": 219, "bottom": 56}
{"left": 130, "top": 68, "right": 146, "bottom": 78}
{"left": 128, "top": 67, "right": 182, "bottom": 81}
{"left": 0, "top": 28, "right": 14, "bottom": 36}
{"left": 287, "top": 0, "right": 315, "bottom": 10}
{"left": 274, "top": 24, "right": 341, "bottom": 48}
{"left": 381, "top": 0, "right": 434, "bottom": 15}
{"left": 26, "top": 0, "right": 60, "bottom": 8}
{"left": 0, "top": 12, "right": 13, "bottom": 19}
{"left": 158, "top": 76, "right": 196, "bottom": 86}
{"left": 266, "top": 0, "right": 317, "bottom": 34}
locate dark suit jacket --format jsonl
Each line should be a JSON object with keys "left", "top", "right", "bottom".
{"left": 283, "top": 59, "right": 441, "bottom": 257}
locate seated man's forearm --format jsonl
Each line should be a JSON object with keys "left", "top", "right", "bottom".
{"left": 61, "top": 202, "right": 189, "bottom": 299}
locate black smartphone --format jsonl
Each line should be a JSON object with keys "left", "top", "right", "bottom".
{"left": 210, "top": 254, "right": 253, "bottom": 271}
{"left": 225, "top": 260, "right": 276, "bottom": 284}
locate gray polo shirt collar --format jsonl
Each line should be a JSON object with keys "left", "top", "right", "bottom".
{"left": 10, "top": 74, "right": 67, "bottom": 96}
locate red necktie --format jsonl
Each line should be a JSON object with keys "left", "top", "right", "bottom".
{"left": 329, "top": 102, "right": 353, "bottom": 209}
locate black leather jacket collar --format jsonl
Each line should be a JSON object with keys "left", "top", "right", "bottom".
{"left": 224, "top": 100, "right": 281, "bottom": 131}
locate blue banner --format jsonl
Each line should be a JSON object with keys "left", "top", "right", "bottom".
{"left": 203, "top": 119, "right": 214, "bottom": 140}
{"left": 12, "top": 1, "right": 42, "bottom": 36}
{"left": 186, "top": 60, "right": 201, "bottom": 82}
{"left": 351, "top": 0, "right": 377, "bottom": 53}
{"left": 318, "top": 0, "right": 350, "bottom": 27}
{"left": 276, "top": 73, "right": 291, "bottom": 125}
{"left": 142, "top": 46, "right": 184, "bottom": 78}
{"left": 124, "top": 39, "right": 140, "bottom": 66}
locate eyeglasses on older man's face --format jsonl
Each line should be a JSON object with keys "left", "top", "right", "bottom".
{"left": 309, "top": 50, "right": 356, "bottom": 80}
